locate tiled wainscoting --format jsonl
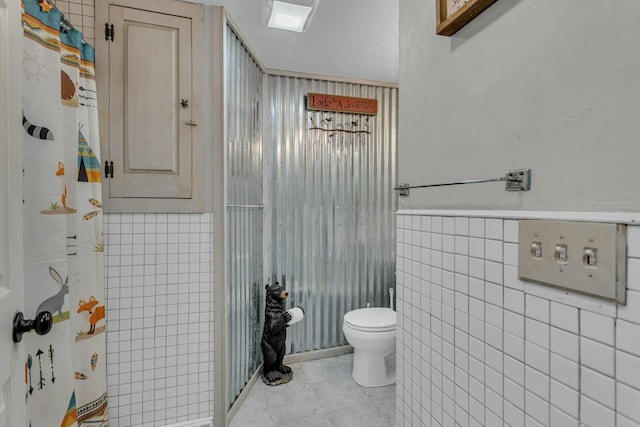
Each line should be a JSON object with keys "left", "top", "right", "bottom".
{"left": 104, "top": 213, "right": 214, "bottom": 427}
{"left": 396, "top": 212, "right": 640, "bottom": 427}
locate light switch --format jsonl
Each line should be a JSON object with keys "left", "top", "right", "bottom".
{"left": 584, "top": 248, "right": 597, "bottom": 266}
{"left": 518, "top": 220, "right": 627, "bottom": 304}
{"left": 531, "top": 242, "right": 542, "bottom": 258}
{"left": 555, "top": 244, "right": 568, "bottom": 263}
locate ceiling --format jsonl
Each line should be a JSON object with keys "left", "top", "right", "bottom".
{"left": 199, "top": 0, "right": 399, "bottom": 83}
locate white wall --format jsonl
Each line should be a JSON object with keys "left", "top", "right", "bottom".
{"left": 104, "top": 213, "right": 214, "bottom": 427}
{"left": 398, "top": 1, "right": 640, "bottom": 426}
{"left": 396, "top": 213, "right": 640, "bottom": 427}
{"left": 399, "top": 0, "right": 640, "bottom": 211}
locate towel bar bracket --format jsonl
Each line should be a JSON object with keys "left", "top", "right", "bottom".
{"left": 395, "top": 168, "right": 531, "bottom": 197}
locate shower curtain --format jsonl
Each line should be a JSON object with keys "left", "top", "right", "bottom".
{"left": 22, "top": 0, "right": 108, "bottom": 425}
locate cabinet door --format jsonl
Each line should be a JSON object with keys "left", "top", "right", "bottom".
{"left": 109, "top": 5, "right": 194, "bottom": 200}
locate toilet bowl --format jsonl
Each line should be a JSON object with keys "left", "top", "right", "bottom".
{"left": 343, "top": 307, "right": 396, "bottom": 387}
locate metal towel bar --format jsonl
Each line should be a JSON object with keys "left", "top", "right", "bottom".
{"left": 226, "top": 204, "right": 264, "bottom": 209}
{"left": 394, "top": 168, "right": 531, "bottom": 196}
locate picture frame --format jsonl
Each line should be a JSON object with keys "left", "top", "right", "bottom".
{"left": 436, "top": 0, "right": 497, "bottom": 36}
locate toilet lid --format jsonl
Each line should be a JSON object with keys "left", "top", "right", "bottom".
{"left": 344, "top": 307, "right": 396, "bottom": 332}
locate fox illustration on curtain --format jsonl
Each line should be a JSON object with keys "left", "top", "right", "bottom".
{"left": 22, "top": 0, "right": 108, "bottom": 426}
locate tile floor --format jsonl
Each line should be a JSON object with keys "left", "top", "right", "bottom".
{"left": 229, "top": 354, "right": 396, "bottom": 427}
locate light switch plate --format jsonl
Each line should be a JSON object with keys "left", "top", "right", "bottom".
{"left": 518, "top": 220, "right": 626, "bottom": 304}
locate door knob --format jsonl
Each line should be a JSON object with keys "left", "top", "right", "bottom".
{"left": 12, "top": 311, "right": 53, "bottom": 343}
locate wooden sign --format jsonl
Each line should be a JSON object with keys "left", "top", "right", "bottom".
{"left": 306, "top": 93, "right": 378, "bottom": 116}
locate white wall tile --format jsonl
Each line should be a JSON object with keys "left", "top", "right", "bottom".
{"left": 550, "top": 353, "right": 580, "bottom": 390}
{"left": 412, "top": 215, "right": 422, "bottom": 231}
{"left": 469, "top": 258, "right": 484, "bottom": 281}
{"left": 443, "top": 217, "right": 455, "bottom": 235}
{"left": 618, "top": 290, "right": 640, "bottom": 324}
{"left": 469, "top": 237, "right": 484, "bottom": 259}
{"left": 504, "top": 311, "right": 524, "bottom": 338}
{"left": 503, "top": 265, "right": 525, "bottom": 291}
{"left": 526, "top": 295, "right": 550, "bottom": 323}
{"left": 504, "top": 242, "right": 518, "bottom": 266}
{"left": 550, "top": 327, "right": 579, "bottom": 362}
{"left": 504, "top": 288, "right": 525, "bottom": 314}
{"left": 420, "top": 216, "right": 431, "bottom": 232}
{"left": 485, "top": 239, "right": 503, "bottom": 263}
{"left": 505, "top": 377, "right": 525, "bottom": 409}
{"left": 525, "top": 342, "right": 549, "bottom": 374}
{"left": 617, "top": 382, "right": 640, "bottom": 424}
{"left": 580, "top": 337, "right": 615, "bottom": 377}
{"left": 469, "top": 396, "right": 484, "bottom": 425}
{"left": 485, "top": 261, "right": 503, "bottom": 285}
{"left": 504, "top": 332, "right": 525, "bottom": 362}
{"left": 550, "top": 302, "right": 579, "bottom": 334}
{"left": 485, "top": 303, "right": 502, "bottom": 329}
{"left": 504, "top": 355, "right": 524, "bottom": 386}
{"left": 581, "top": 366, "right": 615, "bottom": 410}
{"left": 485, "top": 282, "right": 503, "bottom": 308}
{"left": 616, "top": 350, "right": 640, "bottom": 390}
{"left": 526, "top": 366, "right": 549, "bottom": 400}
{"left": 504, "top": 401, "right": 524, "bottom": 426}
{"left": 485, "top": 345, "right": 503, "bottom": 373}
{"left": 485, "top": 366, "right": 503, "bottom": 395}
{"left": 618, "top": 413, "right": 640, "bottom": 427}
{"left": 525, "top": 391, "right": 549, "bottom": 426}
{"left": 469, "top": 375, "right": 484, "bottom": 404}
{"left": 469, "top": 218, "right": 484, "bottom": 238}
{"left": 550, "top": 406, "right": 578, "bottom": 427}
{"left": 485, "top": 387, "right": 503, "bottom": 421}
{"left": 485, "top": 218, "right": 503, "bottom": 241}
{"left": 454, "top": 255, "right": 469, "bottom": 275}
{"left": 627, "top": 225, "right": 640, "bottom": 258}
{"left": 627, "top": 258, "right": 640, "bottom": 292}
{"left": 504, "top": 220, "right": 519, "bottom": 243}
{"left": 550, "top": 379, "right": 579, "bottom": 418}
{"left": 455, "top": 236, "right": 469, "bottom": 255}
{"left": 617, "top": 320, "right": 640, "bottom": 357}
{"left": 432, "top": 216, "right": 443, "bottom": 233}
{"left": 581, "top": 395, "right": 615, "bottom": 427}
{"left": 526, "top": 318, "right": 549, "bottom": 349}
{"left": 455, "top": 217, "right": 469, "bottom": 236}
{"left": 580, "top": 310, "right": 615, "bottom": 346}
{"left": 485, "top": 324, "right": 503, "bottom": 351}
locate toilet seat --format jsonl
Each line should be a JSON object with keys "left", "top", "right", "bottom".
{"left": 344, "top": 307, "right": 396, "bottom": 332}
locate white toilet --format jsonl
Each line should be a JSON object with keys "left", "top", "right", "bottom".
{"left": 343, "top": 307, "right": 396, "bottom": 387}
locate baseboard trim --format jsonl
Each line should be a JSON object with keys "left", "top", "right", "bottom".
{"left": 283, "top": 345, "right": 354, "bottom": 364}
{"left": 227, "top": 362, "right": 263, "bottom": 424}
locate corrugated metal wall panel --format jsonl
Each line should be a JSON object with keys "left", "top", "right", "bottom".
{"left": 266, "top": 76, "right": 398, "bottom": 353}
{"left": 225, "top": 25, "right": 264, "bottom": 408}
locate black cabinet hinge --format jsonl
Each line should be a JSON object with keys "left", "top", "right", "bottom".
{"left": 105, "top": 23, "right": 114, "bottom": 41}
{"left": 104, "top": 160, "right": 114, "bottom": 179}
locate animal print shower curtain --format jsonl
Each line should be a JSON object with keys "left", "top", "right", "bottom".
{"left": 22, "top": 0, "right": 108, "bottom": 425}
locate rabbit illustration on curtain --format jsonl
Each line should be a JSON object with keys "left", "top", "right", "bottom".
{"left": 22, "top": 0, "right": 108, "bottom": 425}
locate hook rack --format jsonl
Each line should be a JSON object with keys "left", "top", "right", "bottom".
{"left": 394, "top": 168, "right": 531, "bottom": 196}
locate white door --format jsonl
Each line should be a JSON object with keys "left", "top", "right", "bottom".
{"left": 0, "top": 0, "right": 26, "bottom": 426}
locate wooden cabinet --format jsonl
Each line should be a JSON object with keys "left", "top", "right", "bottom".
{"left": 96, "top": 0, "right": 204, "bottom": 212}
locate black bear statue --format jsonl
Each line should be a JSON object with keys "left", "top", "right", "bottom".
{"left": 261, "top": 282, "right": 295, "bottom": 385}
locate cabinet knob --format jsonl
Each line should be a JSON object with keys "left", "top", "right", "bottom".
{"left": 180, "top": 99, "right": 189, "bottom": 108}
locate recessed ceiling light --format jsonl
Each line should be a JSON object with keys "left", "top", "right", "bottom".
{"left": 267, "top": 1, "right": 314, "bottom": 32}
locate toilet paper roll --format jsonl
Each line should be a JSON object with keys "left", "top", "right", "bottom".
{"left": 286, "top": 306, "right": 305, "bottom": 326}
